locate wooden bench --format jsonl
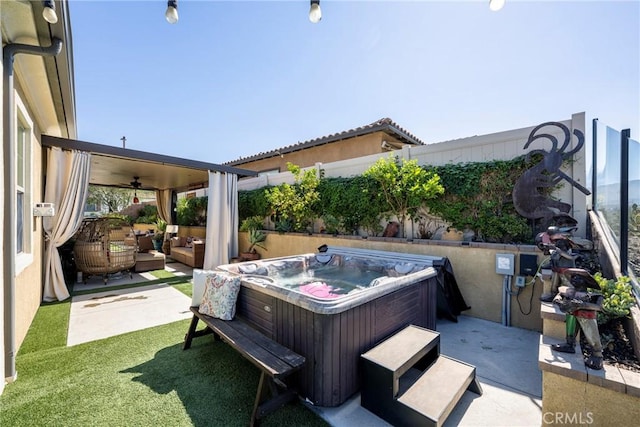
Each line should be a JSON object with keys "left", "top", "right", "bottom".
{"left": 183, "top": 307, "right": 305, "bottom": 426}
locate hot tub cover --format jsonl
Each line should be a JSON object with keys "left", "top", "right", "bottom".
{"left": 432, "top": 258, "right": 471, "bottom": 322}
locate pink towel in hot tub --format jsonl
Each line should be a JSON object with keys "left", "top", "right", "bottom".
{"left": 299, "top": 281, "right": 340, "bottom": 299}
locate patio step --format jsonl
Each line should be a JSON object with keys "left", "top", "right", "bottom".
{"left": 361, "top": 325, "right": 482, "bottom": 427}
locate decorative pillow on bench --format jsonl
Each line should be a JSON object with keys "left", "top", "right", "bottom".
{"left": 198, "top": 271, "right": 242, "bottom": 320}
{"left": 171, "top": 236, "right": 187, "bottom": 247}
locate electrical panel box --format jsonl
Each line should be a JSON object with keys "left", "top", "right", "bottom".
{"left": 519, "top": 254, "right": 538, "bottom": 276}
{"left": 495, "top": 253, "right": 515, "bottom": 276}
{"left": 33, "top": 202, "right": 55, "bottom": 217}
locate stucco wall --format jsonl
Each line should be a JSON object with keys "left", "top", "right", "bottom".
{"left": 0, "top": 26, "right": 5, "bottom": 393}
{"left": 238, "top": 231, "right": 544, "bottom": 331}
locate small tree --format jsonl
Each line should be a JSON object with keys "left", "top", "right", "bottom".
{"left": 87, "top": 185, "right": 133, "bottom": 213}
{"left": 266, "top": 163, "right": 321, "bottom": 233}
{"left": 363, "top": 155, "right": 444, "bottom": 237}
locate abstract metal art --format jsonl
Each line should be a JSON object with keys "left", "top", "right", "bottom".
{"left": 512, "top": 122, "right": 591, "bottom": 231}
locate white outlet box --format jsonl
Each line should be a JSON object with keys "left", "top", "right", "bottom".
{"left": 33, "top": 202, "right": 55, "bottom": 217}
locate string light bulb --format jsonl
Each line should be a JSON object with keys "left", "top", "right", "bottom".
{"left": 309, "top": 0, "right": 322, "bottom": 24}
{"left": 489, "top": 0, "right": 505, "bottom": 12}
{"left": 165, "top": 0, "right": 179, "bottom": 24}
{"left": 42, "top": 0, "right": 58, "bottom": 24}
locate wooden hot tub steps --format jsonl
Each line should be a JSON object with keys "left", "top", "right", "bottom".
{"left": 361, "top": 324, "right": 482, "bottom": 427}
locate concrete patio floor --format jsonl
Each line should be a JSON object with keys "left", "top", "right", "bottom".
{"left": 312, "top": 315, "right": 542, "bottom": 427}
{"left": 67, "top": 262, "right": 543, "bottom": 426}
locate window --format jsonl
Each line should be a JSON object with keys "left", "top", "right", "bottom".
{"left": 258, "top": 169, "right": 280, "bottom": 177}
{"left": 15, "top": 98, "right": 33, "bottom": 272}
{"left": 17, "top": 123, "right": 26, "bottom": 254}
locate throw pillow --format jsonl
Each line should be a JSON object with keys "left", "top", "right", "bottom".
{"left": 198, "top": 272, "right": 242, "bottom": 320}
{"left": 137, "top": 235, "right": 154, "bottom": 253}
{"left": 185, "top": 236, "right": 193, "bottom": 248}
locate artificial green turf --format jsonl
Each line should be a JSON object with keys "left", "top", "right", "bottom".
{"left": 150, "top": 269, "right": 179, "bottom": 279}
{"left": 2, "top": 281, "right": 327, "bottom": 427}
{"left": 17, "top": 300, "right": 70, "bottom": 355}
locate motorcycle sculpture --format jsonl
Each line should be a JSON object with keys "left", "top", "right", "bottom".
{"left": 536, "top": 227, "right": 604, "bottom": 370}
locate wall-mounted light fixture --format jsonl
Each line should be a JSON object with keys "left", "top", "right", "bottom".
{"left": 42, "top": 0, "right": 58, "bottom": 24}
{"left": 165, "top": 0, "right": 179, "bottom": 24}
{"left": 489, "top": 0, "right": 506, "bottom": 12}
{"left": 309, "top": 0, "right": 322, "bottom": 24}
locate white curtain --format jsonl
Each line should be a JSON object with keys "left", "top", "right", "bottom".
{"left": 203, "top": 171, "right": 238, "bottom": 270}
{"left": 42, "top": 148, "right": 91, "bottom": 302}
{"left": 155, "top": 189, "right": 172, "bottom": 224}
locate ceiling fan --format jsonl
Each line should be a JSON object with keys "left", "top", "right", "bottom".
{"left": 131, "top": 177, "right": 141, "bottom": 204}
{"left": 130, "top": 176, "right": 142, "bottom": 189}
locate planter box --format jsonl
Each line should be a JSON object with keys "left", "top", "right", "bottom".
{"left": 539, "top": 304, "right": 640, "bottom": 424}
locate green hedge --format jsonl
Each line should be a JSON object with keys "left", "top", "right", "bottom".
{"left": 238, "top": 156, "right": 558, "bottom": 243}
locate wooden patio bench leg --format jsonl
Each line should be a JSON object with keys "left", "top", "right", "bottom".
{"left": 250, "top": 372, "right": 298, "bottom": 426}
{"left": 183, "top": 314, "right": 200, "bottom": 350}
{"left": 184, "top": 315, "right": 217, "bottom": 350}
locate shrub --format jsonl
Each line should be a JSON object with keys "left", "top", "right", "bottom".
{"left": 134, "top": 205, "right": 159, "bottom": 225}
{"left": 266, "top": 163, "right": 321, "bottom": 233}
{"left": 426, "top": 156, "right": 547, "bottom": 243}
{"left": 239, "top": 188, "right": 271, "bottom": 224}
{"left": 593, "top": 273, "right": 636, "bottom": 325}
{"left": 177, "top": 196, "right": 208, "bottom": 226}
{"left": 318, "top": 176, "right": 385, "bottom": 235}
{"left": 363, "top": 155, "right": 444, "bottom": 238}
{"left": 240, "top": 215, "right": 265, "bottom": 232}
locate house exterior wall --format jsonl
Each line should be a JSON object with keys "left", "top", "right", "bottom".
{"left": 2, "top": 0, "right": 74, "bottom": 391}
{"left": 234, "top": 131, "right": 404, "bottom": 173}
{"left": 1, "top": 19, "right": 5, "bottom": 395}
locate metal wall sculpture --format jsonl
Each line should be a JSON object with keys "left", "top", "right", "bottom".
{"left": 512, "top": 122, "right": 590, "bottom": 231}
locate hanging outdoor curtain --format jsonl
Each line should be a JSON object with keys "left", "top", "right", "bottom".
{"left": 155, "top": 189, "right": 172, "bottom": 224}
{"left": 203, "top": 171, "right": 238, "bottom": 270}
{"left": 43, "top": 148, "right": 91, "bottom": 301}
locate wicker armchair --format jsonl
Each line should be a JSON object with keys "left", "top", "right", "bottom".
{"left": 73, "top": 218, "right": 137, "bottom": 284}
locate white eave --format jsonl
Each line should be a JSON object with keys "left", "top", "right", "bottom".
{"left": 2, "top": 0, "right": 76, "bottom": 139}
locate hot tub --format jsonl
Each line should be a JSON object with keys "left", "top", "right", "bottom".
{"left": 210, "top": 246, "right": 445, "bottom": 406}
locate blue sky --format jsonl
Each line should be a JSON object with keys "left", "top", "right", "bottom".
{"left": 70, "top": 1, "right": 640, "bottom": 165}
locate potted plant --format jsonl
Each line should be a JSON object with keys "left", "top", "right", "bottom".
{"left": 152, "top": 219, "right": 167, "bottom": 252}
{"left": 240, "top": 229, "right": 267, "bottom": 261}
{"left": 239, "top": 218, "right": 267, "bottom": 260}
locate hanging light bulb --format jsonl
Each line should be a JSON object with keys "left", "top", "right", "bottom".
{"left": 42, "top": 0, "right": 58, "bottom": 24}
{"left": 309, "top": 0, "right": 322, "bottom": 24}
{"left": 133, "top": 190, "right": 140, "bottom": 204}
{"left": 489, "top": 0, "right": 506, "bottom": 12}
{"left": 165, "top": 0, "right": 179, "bottom": 24}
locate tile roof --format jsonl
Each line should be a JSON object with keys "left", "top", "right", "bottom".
{"left": 224, "top": 117, "right": 425, "bottom": 166}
